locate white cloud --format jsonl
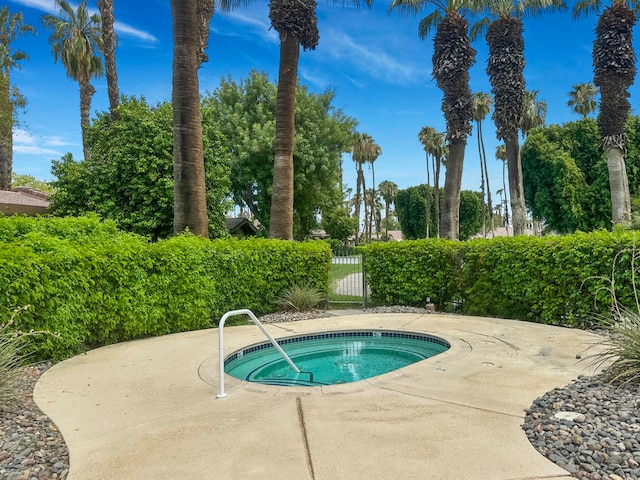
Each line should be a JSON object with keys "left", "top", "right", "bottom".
{"left": 13, "top": 128, "right": 36, "bottom": 145}
{"left": 115, "top": 21, "right": 158, "bottom": 44}
{"left": 10, "top": 0, "right": 158, "bottom": 45}
{"left": 9, "top": 0, "right": 58, "bottom": 15}
{"left": 42, "top": 135, "right": 74, "bottom": 147}
{"left": 14, "top": 145, "right": 62, "bottom": 155}
{"left": 221, "top": 11, "right": 278, "bottom": 44}
{"left": 320, "top": 30, "right": 427, "bottom": 86}
{"left": 13, "top": 128, "right": 71, "bottom": 155}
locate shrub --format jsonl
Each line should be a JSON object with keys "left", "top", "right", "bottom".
{"left": 363, "top": 239, "right": 465, "bottom": 310}
{"left": 0, "top": 217, "right": 331, "bottom": 361}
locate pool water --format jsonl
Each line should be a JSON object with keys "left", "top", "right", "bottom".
{"left": 224, "top": 330, "right": 449, "bottom": 386}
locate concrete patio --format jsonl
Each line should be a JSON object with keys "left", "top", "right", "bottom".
{"left": 33, "top": 312, "right": 604, "bottom": 480}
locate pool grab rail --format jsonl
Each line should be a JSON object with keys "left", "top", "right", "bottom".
{"left": 217, "top": 309, "right": 300, "bottom": 399}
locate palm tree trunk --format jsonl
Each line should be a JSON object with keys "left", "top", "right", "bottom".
{"left": 171, "top": 0, "right": 209, "bottom": 237}
{"left": 384, "top": 203, "right": 390, "bottom": 238}
{"left": 441, "top": 139, "right": 465, "bottom": 240}
{"left": 434, "top": 155, "right": 440, "bottom": 238}
{"left": 269, "top": 32, "right": 299, "bottom": 240}
{"left": 372, "top": 164, "right": 378, "bottom": 239}
{"left": 0, "top": 72, "right": 12, "bottom": 190}
{"left": 481, "top": 131, "right": 494, "bottom": 235}
{"left": 97, "top": 0, "right": 120, "bottom": 121}
{"left": 425, "top": 152, "right": 431, "bottom": 238}
{"left": 477, "top": 121, "right": 486, "bottom": 237}
{"left": 606, "top": 146, "right": 632, "bottom": 224}
{"left": 354, "top": 165, "right": 362, "bottom": 225}
{"left": 505, "top": 133, "right": 526, "bottom": 235}
{"left": 79, "top": 79, "right": 95, "bottom": 160}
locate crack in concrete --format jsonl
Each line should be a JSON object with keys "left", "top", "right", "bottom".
{"left": 296, "top": 397, "right": 316, "bottom": 480}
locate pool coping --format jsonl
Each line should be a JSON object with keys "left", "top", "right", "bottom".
{"left": 34, "top": 312, "right": 603, "bottom": 480}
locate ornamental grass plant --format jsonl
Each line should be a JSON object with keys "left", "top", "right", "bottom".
{"left": 589, "top": 244, "right": 640, "bottom": 386}
{"left": 592, "top": 309, "right": 640, "bottom": 386}
{"left": 0, "top": 306, "right": 32, "bottom": 404}
{"left": 275, "top": 282, "right": 326, "bottom": 312}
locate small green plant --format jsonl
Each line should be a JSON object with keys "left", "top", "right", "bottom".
{"left": 588, "top": 243, "right": 640, "bottom": 386}
{"left": 591, "top": 309, "right": 640, "bottom": 386}
{"left": 0, "top": 306, "right": 33, "bottom": 403}
{"left": 275, "top": 282, "right": 326, "bottom": 312}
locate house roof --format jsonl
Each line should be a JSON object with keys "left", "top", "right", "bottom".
{"left": 225, "top": 217, "right": 257, "bottom": 235}
{"left": 0, "top": 188, "right": 50, "bottom": 216}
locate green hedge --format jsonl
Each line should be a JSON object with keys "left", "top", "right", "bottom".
{"left": 0, "top": 216, "right": 330, "bottom": 360}
{"left": 363, "top": 231, "right": 639, "bottom": 328}
{"left": 363, "top": 240, "right": 466, "bottom": 309}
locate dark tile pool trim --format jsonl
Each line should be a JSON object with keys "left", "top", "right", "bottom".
{"left": 224, "top": 330, "right": 450, "bottom": 367}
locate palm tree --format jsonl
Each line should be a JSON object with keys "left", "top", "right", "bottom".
{"left": 418, "top": 126, "right": 435, "bottom": 238}
{"left": 43, "top": 0, "right": 103, "bottom": 161}
{"left": 520, "top": 89, "right": 547, "bottom": 137}
{"left": 567, "top": 82, "right": 598, "bottom": 118}
{"left": 352, "top": 133, "right": 381, "bottom": 241}
{"left": 420, "top": 127, "right": 446, "bottom": 238}
{"left": 573, "top": 0, "right": 637, "bottom": 225}
{"left": 169, "top": 0, "right": 214, "bottom": 237}
{"left": 0, "top": 6, "right": 34, "bottom": 191}
{"left": 471, "top": 92, "right": 494, "bottom": 237}
{"left": 378, "top": 180, "right": 398, "bottom": 239}
{"left": 391, "top": 0, "right": 479, "bottom": 240}
{"left": 473, "top": 0, "right": 564, "bottom": 236}
{"left": 495, "top": 144, "right": 509, "bottom": 235}
{"left": 366, "top": 139, "right": 382, "bottom": 240}
{"left": 268, "top": 0, "right": 318, "bottom": 239}
{"left": 97, "top": 0, "right": 119, "bottom": 120}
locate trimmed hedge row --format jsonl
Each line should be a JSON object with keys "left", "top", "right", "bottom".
{"left": 363, "top": 231, "right": 639, "bottom": 328}
{"left": 0, "top": 216, "right": 330, "bottom": 360}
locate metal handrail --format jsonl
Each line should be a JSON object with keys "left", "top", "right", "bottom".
{"left": 216, "top": 309, "right": 300, "bottom": 399}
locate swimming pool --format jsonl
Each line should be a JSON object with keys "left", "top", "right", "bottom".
{"left": 224, "top": 330, "right": 449, "bottom": 387}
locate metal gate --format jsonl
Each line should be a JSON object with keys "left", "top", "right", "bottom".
{"left": 329, "top": 252, "right": 368, "bottom": 308}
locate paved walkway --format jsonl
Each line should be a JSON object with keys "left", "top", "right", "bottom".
{"left": 33, "top": 313, "right": 605, "bottom": 480}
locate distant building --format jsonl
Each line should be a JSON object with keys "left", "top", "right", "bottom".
{"left": 0, "top": 187, "right": 50, "bottom": 216}
{"left": 224, "top": 217, "right": 258, "bottom": 238}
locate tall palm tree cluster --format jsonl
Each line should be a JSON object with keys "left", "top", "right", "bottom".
{"left": 351, "top": 133, "right": 382, "bottom": 242}
{"left": 390, "top": 0, "right": 638, "bottom": 238}
{"left": 4, "top": 0, "right": 639, "bottom": 239}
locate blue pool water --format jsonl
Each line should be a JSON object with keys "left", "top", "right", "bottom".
{"left": 224, "top": 330, "right": 449, "bottom": 386}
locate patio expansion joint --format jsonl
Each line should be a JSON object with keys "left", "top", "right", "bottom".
{"left": 367, "top": 381, "right": 525, "bottom": 420}
{"left": 296, "top": 396, "right": 316, "bottom": 480}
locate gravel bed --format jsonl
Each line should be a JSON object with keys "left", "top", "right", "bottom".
{"left": 524, "top": 374, "right": 640, "bottom": 480}
{"left": 0, "top": 363, "right": 69, "bottom": 480}
{"left": 2, "top": 309, "right": 635, "bottom": 480}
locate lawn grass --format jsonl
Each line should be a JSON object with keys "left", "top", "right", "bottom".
{"left": 329, "top": 261, "right": 364, "bottom": 306}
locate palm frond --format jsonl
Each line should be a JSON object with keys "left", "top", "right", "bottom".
{"left": 418, "top": 10, "right": 443, "bottom": 39}
{"left": 469, "top": 16, "right": 490, "bottom": 40}
{"left": 388, "top": 0, "right": 428, "bottom": 17}
{"left": 572, "top": 0, "right": 602, "bottom": 19}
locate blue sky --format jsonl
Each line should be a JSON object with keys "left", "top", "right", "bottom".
{"left": 5, "top": 0, "right": 628, "bottom": 201}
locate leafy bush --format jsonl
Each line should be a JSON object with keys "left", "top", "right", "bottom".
{"left": 0, "top": 217, "right": 331, "bottom": 361}
{"left": 362, "top": 231, "right": 638, "bottom": 327}
{"left": 363, "top": 239, "right": 465, "bottom": 309}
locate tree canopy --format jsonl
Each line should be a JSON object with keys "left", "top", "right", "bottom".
{"left": 395, "top": 184, "right": 482, "bottom": 241}
{"left": 201, "top": 70, "right": 357, "bottom": 240}
{"left": 521, "top": 117, "right": 640, "bottom": 233}
{"left": 50, "top": 96, "right": 231, "bottom": 239}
